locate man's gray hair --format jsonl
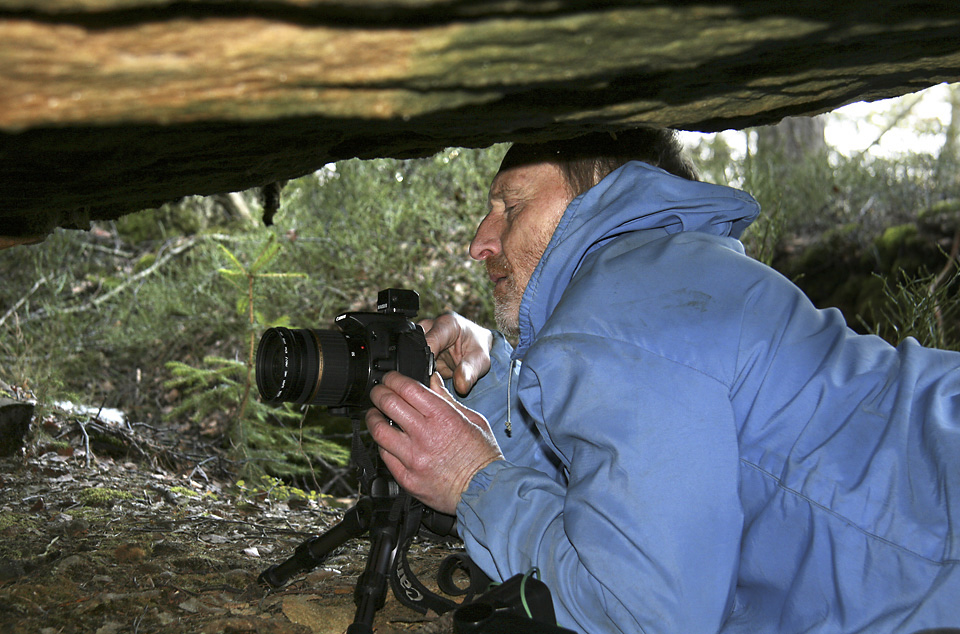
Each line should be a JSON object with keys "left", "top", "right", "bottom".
{"left": 500, "top": 128, "right": 699, "bottom": 198}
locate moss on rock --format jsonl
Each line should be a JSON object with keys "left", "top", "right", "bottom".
{"left": 78, "top": 487, "right": 134, "bottom": 508}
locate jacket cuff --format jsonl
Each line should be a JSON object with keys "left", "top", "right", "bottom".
{"left": 457, "top": 459, "right": 512, "bottom": 522}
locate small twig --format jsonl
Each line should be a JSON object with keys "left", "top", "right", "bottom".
{"left": 71, "top": 237, "right": 196, "bottom": 313}
{"left": 853, "top": 93, "right": 924, "bottom": 162}
{"left": 41, "top": 535, "right": 61, "bottom": 558}
{"left": 80, "top": 241, "right": 135, "bottom": 260}
{"left": 0, "top": 274, "right": 47, "bottom": 328}
{"left": 296, "top": 408, "right": 323, "bottom": 491}
{"left": 133, "top": 605, "right": 148, "bottom": 634}
{"left": 318, "top": 460, "right": 356, "bottom": 497}
{"left": 93, "top": 398, "right": 108, "bottom": 423}
{"left": 82, "top": 418, "right": 151, "bottom": 460}
{"left": 25, "top": 236, "right": 198, "bottom": 321}
{"left": 232, "top": 268, "right": 257, "bottom": 442}
{"left": 189, "top": 456, "right": 217, "bottom": 483}
{"left": 77, "top": 419, "right": 93, "bottom": 468}
{"left": 127, "top": 422, "right": 166, "bottom": 431}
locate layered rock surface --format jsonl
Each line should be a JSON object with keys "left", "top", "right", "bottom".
{"left": 2, "top": 1, "right": 960, "bottom": 239}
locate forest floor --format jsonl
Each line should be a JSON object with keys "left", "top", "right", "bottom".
{"left": 0, "top": 400, "right": 466, "bottom": 634}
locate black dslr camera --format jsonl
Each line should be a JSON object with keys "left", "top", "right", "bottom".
{"left": 255, "top": 288, "right": 435, "bottom": 408}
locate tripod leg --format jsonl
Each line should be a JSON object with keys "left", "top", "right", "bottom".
{"left": 346, "top": 497, "right": 404, "bottom": 634}
{"left": 259, "top": 497, "right": 373, "bottom": 588}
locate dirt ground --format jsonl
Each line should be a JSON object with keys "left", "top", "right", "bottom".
{"left": 0, "top": 403, "right": 468, "bottom": 634}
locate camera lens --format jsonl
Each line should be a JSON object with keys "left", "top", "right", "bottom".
{"left": 255, "top": 327, "right": 361, "bottom": 406}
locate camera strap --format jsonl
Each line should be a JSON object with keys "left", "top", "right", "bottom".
{"left": 349, "top": 416, "right": 490, "bottom": 616}
{"left": 390, "top": 494, "right": 492, "bottom": 615}
{"left": 390, "top": 495, "right": 457, "bottom": 614}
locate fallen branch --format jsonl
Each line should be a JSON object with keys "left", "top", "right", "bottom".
{"left": 188, "top": 455, "right": 218, "bottom": 482}
{"left": 63, "top": 236, "right": 198, "bottom": 315}
{"left": 24, "top": 236, "right": 198, "bottom": 321}
{"left": 77, "top": 418, "right": 94, "bottom": 468}
{"left": 0, "top": 274, "right": 48, "bottom": 328}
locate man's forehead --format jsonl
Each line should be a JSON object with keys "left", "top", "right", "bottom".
{"left": 488, "top": 162, "right": 560, "bottom": 200}
{"left": 488, "top": 177, "right": 524, "bottom": 199}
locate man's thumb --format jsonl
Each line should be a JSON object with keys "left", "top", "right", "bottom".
{"left": 430, "top": 373, "right": 456, "bottom": 404}
{"left": 454, "top": 361, "right": 478, "bottom": 396}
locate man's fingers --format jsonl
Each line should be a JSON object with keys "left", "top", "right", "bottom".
{"left": 422, "top": 313, "right": 460, "bottom": 356}
{"left": 452, "top": 349, "right": 492, "bottom": 396}
{"left": 380, "top": 371, "right": 447, "bottom": 418}
{"left": 365, "top": 370, "right": 503, "bottom": 515}
{"left": 376, "top": 444, "right": 406, "bottom": 480}
{"left": 365, "top": 404, "right": 411, "bottom": 457}
{"left": 433, "top": 357, "right": 456, "bottom": 380}
{"left": 430, "top": 373, "right": 458, "bottom": 405}
{"left": 370, "top": 373, "right": 447, "bottom": 441}
{"left": 420, "top": 313, "right": 492, "bottom": 395}
{"left": 379, "top": 372, "right": 488, "bottom": 445}
{"left": 453, "top": 358, "right": 480, "bottom": 395}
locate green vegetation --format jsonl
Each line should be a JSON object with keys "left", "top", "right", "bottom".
{"left": 78, "top": 487, "right": 134, "bottom": 508}
{"left": 168, "top": 486, "right": 201, "bottom": 498}
{"left": 0, "top": 511, "right": 41, "bottom": 533}
{"left": 158, "top": 235, "right": 351, "bottom": 480}
{"left": 0, "top": 146, "right": 503, "bottom": 487}
{"left": 234, "top": 474, "right": 341, "bottom": 505}
{"left": 3, "top": 102, "right": 960, "bottom": 492}
{"left": 862, "top": 267, "right": 960, "bottom": 350}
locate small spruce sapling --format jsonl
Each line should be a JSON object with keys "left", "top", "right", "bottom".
{"left": 163, "top": 236, "right": 347, "bottom": 476}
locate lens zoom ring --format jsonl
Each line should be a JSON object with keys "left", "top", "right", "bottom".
{"left": 309, "top": 330, "right": 350, "bottom": 405}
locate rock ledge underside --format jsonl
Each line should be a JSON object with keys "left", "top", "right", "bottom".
{"left": 2, "top": 1, "right": 960, "bottom": 240}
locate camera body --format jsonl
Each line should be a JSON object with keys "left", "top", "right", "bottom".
{"left": 256, "top": 288, "right": 435, "bottom": 409}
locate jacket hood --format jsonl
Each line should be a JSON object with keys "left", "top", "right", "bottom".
{"left": 514, "top": 161, "right": 761, "bottom": 357}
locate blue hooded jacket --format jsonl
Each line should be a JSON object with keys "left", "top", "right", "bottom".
{"left": 453, "top": 162, "right": 960, "bottom": 634}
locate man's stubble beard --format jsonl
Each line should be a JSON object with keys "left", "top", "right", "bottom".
{"left": 486, "top": 254, "right": 522, "bottom": 338}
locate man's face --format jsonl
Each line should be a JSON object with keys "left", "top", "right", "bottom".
{"left": 470, "top": 160, "right": 574, "bottom": 337}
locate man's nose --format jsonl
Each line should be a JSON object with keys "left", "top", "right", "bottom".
{"left": 469, "top": 213, "right": 503, "bottom": 261}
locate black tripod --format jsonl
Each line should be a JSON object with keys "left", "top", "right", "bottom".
{"left": 258, "top": 411, "right": 488, "bottom": 634}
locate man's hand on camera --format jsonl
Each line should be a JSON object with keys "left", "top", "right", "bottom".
{"left": 419, "top": 312, "right": 493, "bottom": 396}
{"left": 366, "top": 371, "right": 504, "bottom": 515}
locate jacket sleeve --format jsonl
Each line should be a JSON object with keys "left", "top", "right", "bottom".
{"left": 452, "top": 331, "right": 565, "bottom": 483}
{"left": 456, "top": 333, "right": 743, "bottom": 634}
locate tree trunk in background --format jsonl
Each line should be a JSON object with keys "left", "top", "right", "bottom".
{"left": 755, "top": 115, "right": 828, "bottom": 162}
{"left": 938, "top": 84, "right": 960, "bottom": 172}
{"left": 740, "top": 115, "right": 830, "bottom": 267}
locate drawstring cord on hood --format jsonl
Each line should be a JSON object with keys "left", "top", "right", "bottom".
{"left": 505, "top": 358, "right": 518, "bottom": 437}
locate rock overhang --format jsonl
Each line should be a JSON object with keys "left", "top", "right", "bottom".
{"left": 2, "top": 0, "right": 959, "bottom": 242}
